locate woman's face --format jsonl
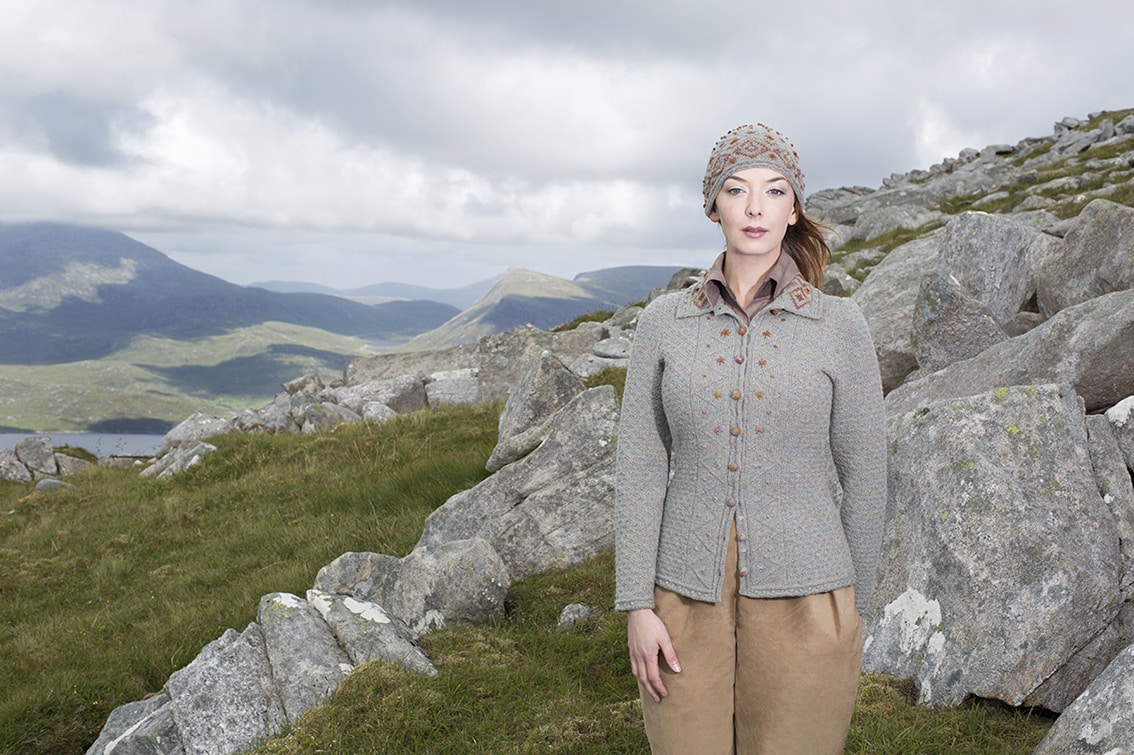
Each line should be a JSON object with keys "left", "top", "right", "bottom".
{"left": 708, "top": 167, "right": 798, "bottom": 262}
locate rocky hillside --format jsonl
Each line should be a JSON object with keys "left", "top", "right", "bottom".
{"left": 86, "top": 108, "right": 1134, "bottom": 754}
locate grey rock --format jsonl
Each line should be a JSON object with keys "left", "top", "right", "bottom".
{"left": 344, "top": 375, "right": 426, "bottom": 414}
{"left": 936, "top": 212, "right": 1058, "bottom": 324}
{"left": 324, "top": 539, "right": 510, "bottom": 636}
{"left": 307, "top": 589, "right": 436, "bottom": 676}
{"left": 0, "top": 448, "right": 32, "bottom": 483}
{"left": 885, "top": 288, "right": 1134, "bottom": 416}
{"left": 592, "top": 337, "right": 632, "bottom": 360}
{"left": 420, "top": 386, "right": 618, "bottom": 580}
{"left": 606, "top": 306, "right": 642, "bottom": 329}
{"left": 35, "top": 478, "right": 72, "bottom": 493}
{"left": 166, "top": 624, "right": 286, "bottom": 755}
{"left": 140, "top": 443, "right": 217, "bottom": 480}
{"left": 1036, "top": 200, "right": 1134, "bottom": 316}
{"left": 299, "top": 402, "right": 361, "bottom": 435}
{"left": 1032, "top": 642, "right": 1134, "bottom": 754}
{"left": 425, "top": 368, "right": 480, "bottom": 408}
{"left": 556, "top": 603, "right": 603, "bottom": 631}
{"left": 852, "top": 232, "right": 943, "bottom": 391}
{"left": 1084, "top": 414, "right": 1134, "bottom": 588}
{"left": 569, "top": 353, "right": 626, "bottom": 379}
{"left": 1106, "top": 396, "right": 1134, "bottom": 470}
{"left": 911, "top": 270, "right": 1008, "bottom": 373}
{"left": 256, "top": 593, "right": 352, "bottom": 725}
{"left": 847, "top": 205, "right": 944, "bottom": 243}
{"left": 362, "top": 401, "right": 397, "bottom": 424}
{"left": 234, "top": 394, "right": 302, "bottom": 434}
{"left": 159, "top": 412, "right": 234, "bottom": 456}
{"left": 282, "top": 373, "right": 325, "bottom": 396}
{"left": 485, "top": 350, "right": 585, "bottom": 472}
{"left": 865, "top": 384, "right": 1122, "bottom": 709}
{"left": 15, "top": 435, "right": 58, "bottom": 477}
{"left": 84, "top": 692, "right": 177, "bottom": 755}
{"left": 55, "top": 453, "right": 93, "bottom": 477}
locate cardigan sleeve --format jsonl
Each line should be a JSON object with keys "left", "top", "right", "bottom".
{"left": 613, "top": 297, "right": 673, "bottom": 611}
{"left": 827, "top": 298, "right": 888, "bottom": 615}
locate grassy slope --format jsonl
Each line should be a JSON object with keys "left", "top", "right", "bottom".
{"left": 0, "top": 322, "right": 378, "bottom": 431}
{"left": 0, "top": 395, "right": 1053, "bottom": 755}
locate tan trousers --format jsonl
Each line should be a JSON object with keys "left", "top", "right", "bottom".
{"left": 639, "top": 524, "right": 863, "bottom": 755}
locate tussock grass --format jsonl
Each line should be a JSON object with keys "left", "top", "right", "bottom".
{"left": 1, "top": 401, "right": 1053, "bottom": 754}
{"left": 0, "top": 405, "right": 498, "bottom": 754}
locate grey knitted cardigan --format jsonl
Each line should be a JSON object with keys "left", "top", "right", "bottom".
{"left": 614, "top": 274, "right": 886, "bottom": 615}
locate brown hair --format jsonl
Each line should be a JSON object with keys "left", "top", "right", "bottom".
{"left": 782, "top": 200, "right": 830, "bottom": 288}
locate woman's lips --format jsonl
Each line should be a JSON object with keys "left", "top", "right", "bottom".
{"left": 743, "top": 226, "right": 767, "bottom": 237}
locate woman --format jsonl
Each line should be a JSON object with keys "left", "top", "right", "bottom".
{"left": 614, "top": 123, "right": 887, "bottom": 754}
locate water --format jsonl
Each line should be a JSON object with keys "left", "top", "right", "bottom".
{"left": 0, "top": 433, "right": 163, "bottom": 457}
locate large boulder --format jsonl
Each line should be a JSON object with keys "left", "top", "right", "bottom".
{"left": 256, "top": 593, "right": 352, "bottom": 725}
{"left": 159, "top": 411, "right": 234, "bottom": 456}
{"left": 15, "top": 435, "right": 58, "bottom": 477}
{"left": 418, "top": 386, "right": 618, "bottom": 580}
{"left": 314, "top": 538, "right": 510, "bottom": 636}
{"left": 1107, "top": 395, "right": 1134, "bottom": 470}
{"left": 935, "top": 211, "right": 1058, "bottom": 324}
{"left": 1036, "top": 199, "right": 1134, "bottom": 316}
{"left": 852, "top": 232, "right": 942, "bottom": 392}
{"left": 424, "top": 368, "right": 480, "bottom": 408}
{"left": 0, "top": 448, "right": 32, "bottom": 483}
{"left": 306, "top": 589, "right": 436, "bottom": 676}
{"left": 886, "top": 288, "right": 1134, "bottom": 416}
{"left": 484, "top": 349, "right": 585, "bottom": 472}
{"left": 911, "top": 269, "right": 1008, "bottom": 373}
{"left": 166, "top": 624, "right": 286, "bottom": 755}
{"left": 865, "top": 384, "right": 1123, "bottom": 710}
{"left": 1032, "top": 643, "right": 1134, "bottom": 754}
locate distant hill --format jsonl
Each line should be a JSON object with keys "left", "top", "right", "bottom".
{"left": 399, "top": 265, "right": 679, "bottom": 352}
{"left": 0, "top": 222, "right": 458, "bottom": 430}
{"left": 249, "top": 277, "right": 500, "bottom": 311}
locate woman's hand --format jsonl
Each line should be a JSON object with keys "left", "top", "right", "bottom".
{"left": 627, "top": 608, "right": 680, "bottom": 703}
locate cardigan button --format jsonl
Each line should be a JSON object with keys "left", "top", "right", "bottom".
{"left": 726, "top": 497, "right": 737, "bottom": 507}
{"left": 730, "top": 426, "right": 740, "bottom": 436}
{"left": 738, "top": 326, "right": 748, "bottom": 335}
{"left": 735, "top": 355, "right": 745, "bottom": 364}
{"left": 727, "top": 463, "right": 738, "bottom": 472}
{"left": 731, "top": 390, "right": 742, "bottom": 400}
{"left": 738, "top": 568, "right": 749, "bottom": 576}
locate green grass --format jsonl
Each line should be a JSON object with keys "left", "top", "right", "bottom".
{"left": 1, "top": 403, "right": 1054, "bottom": 754}
{"left": 551, "top": 310, "right": 616, "bottom": 332}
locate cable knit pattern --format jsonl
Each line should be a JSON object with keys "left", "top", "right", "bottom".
{"left": 614, "top": 275, "right": 887, "bottom": 615}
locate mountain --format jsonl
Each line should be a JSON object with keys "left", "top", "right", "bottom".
{"left": 0, "top": 223, "right": 458, "bottom": 365}
{"left": 249, "top": 277, "right": 500, "bottom": 310}
{"left": 398, "top": 265, "right": 679, "bottom": 352}
{"left": 0, "top": 222, "right": 458, "bottom": 430}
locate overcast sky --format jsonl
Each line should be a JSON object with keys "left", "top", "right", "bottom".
{"left": 2, "top": 1, "right": 1132, "bottom": 290}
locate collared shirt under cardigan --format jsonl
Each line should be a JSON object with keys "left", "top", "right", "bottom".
{"left": 614, "top": 263, "right": 887, "bottom": 616}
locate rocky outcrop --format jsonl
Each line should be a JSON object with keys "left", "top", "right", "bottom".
{"left": 0, "top": 435, "right": 93, "bottom": 484}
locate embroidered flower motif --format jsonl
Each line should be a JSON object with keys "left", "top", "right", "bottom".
{"left": 755, "top": 390, "right": 765, "bottom": 399}
{"left": 762, "top": 330, "right": 772, "bottom": 339}
{"left": 713, "top": 390, "right": 722, "bottom": 399}
{"left": 720, "top": 328, "right": 731, "bottom": 337}
{"left": 787, "top": 277, "right": 813, "bottom": 310}
{"left": 758, "top": 359, "right": 767, "bottom": 368}
{"left": 716, "top": 356, "right": 726, "bottom": 365}
{"left": 714, "top": 425, "right": 723, "bottom": 435}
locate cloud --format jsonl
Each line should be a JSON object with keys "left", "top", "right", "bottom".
{"left": 1, "top": 0, "right": 1133, "bottom": 288}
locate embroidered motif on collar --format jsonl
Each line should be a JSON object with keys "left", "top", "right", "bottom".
{"left": 690, "top": 273, "right": 712, "bottom": 310}
{"left": 784, "top": 276, "right": 813, "bottom": 310}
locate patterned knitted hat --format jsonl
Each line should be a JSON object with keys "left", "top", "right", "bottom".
{"left": 702, "top": 123, "right": 805, "bottom": 217}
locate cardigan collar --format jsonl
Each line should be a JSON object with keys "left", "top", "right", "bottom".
{"left": 678, "top": 270, "right": 823, "bottom": 321}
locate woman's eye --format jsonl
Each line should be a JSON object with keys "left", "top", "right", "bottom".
{"left": 726, "top": 187, "right": 744, "bottom": 196}
{"left": 768, "top": 187, "right": 784, "bottom": 196}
